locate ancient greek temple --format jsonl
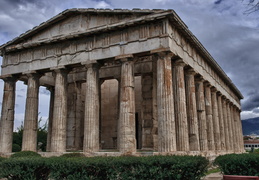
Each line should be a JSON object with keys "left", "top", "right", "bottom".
{"left": 0, "top": 9, "right": 244, "bottom": 156}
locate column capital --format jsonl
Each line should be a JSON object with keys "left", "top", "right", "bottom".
{"left": 51, "top": 67, "right": 69, "bottom": 77}
{"left": 85, "top": 63, "right": 100, "bottom": 69}
{"left": 172, "top": 59, "right": 186, "bottom": 67}
{"left": 226, "top": 98, "right": 230, "bottom": 102}
{"left": 0, "top": 74, "right": 18, "bottom": 82}
{"left": 217, "top": 91, "right": 222, "bottom": 96}
{"left": 23, "top": 71, "right": 43, "bottom": 81}
{"left": 204, "top": 81, "right": 212, "bottom": 88}
{"left": 82, "top": 60, "right": 101, "bottom": 69}
{"left": 211, "top": 87, "right": 218, "bottom": 93}
{"left": 151, "top": 50, "right": 175, "bottom": 59}
{"left": 222, "top": 95, "right": 227, "bottom": 100}
{"left": 115, "top": 54, "right": 134, "bottom": 62}
{"left": 185, "top": 68, "right": 197, "bottom": 75}
{"left": 195, "top": 75, "right": 204, "bottom": 82}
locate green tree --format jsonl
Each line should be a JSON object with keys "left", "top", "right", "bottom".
{"left": 37, "top": 117, "right": 48, "bottom": 152}
{"left": 12, "top": 116, "right": 48, "bottom": 152}
{"left": 12, "top": 122, "right": 23, "bottom": 152}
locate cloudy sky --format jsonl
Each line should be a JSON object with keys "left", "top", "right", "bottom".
{"left": 0, "top": 0, "right": 258, "bottom": 129}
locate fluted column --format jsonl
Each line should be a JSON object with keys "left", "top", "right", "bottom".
{"left": 232, "top": 103, "right": 237, "bottom": 152}
{"left": 172, "top": 59, "right": 189, "bottom": 151}
{"left": 51, "top": 68, "right": 68, "bottom": 152}
{"left": 83, "top": 63, "right": 100, "bottom": 152}
{"left": 22, "top": 73, "right": 41, "bottom": 152}
{"left": 232, "top": 106, "right": 239, "bottom": 152}
{"left": 46, "top": 87, "right": 54, "bottom": 152}
{"left": 217, "top": 94, "right": 226, "bottom": 151}
{"left": 185, "top": 69, "right": 200, "bottom": 151}
{"left": 204, "top": 82, "right": 215, "bottom": 151}
{"left": 0, "top": 76, "right": 16, "bottom": 153}
{"left": 237, "top": 109, "right": 244, "bottom": 152}
{"left": 195, "top": 76, "right": 208, "bottom": 151}
{"left": 211, "top": 88, "right": 221, "bottom": 151}
{"left": 155, "top": 52, "right": 176, "bottom": 152}
{"left": 152, "top": 58, "right": 158, "bottom": 151}
{"left": 117, "top": 56, "right": 136, "bottom": 154}
{"left": 222, "top": 97, "right": 230, "bottom": 151}
{"left": 227, "top": 101, "right": 234, "bottom": 151}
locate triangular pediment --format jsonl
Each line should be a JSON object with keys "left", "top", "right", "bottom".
{"left": 1, "top": 8, "right": 166, "bottom": 49}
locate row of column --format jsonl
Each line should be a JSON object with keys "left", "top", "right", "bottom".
{"left": 0, "top": 57, "right": 136, "bottom": 154}
{"left": 155, "top": 52, "right": 244, "bottom": 152}
{"left": 0, "top": 52, "right": 244, "bottom": 154}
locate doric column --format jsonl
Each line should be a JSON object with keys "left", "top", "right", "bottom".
{"left": 46, "top": 86, "right": 54, "bottom": 152}
{"left": 116, "top": 77, "right": 121, "bottom": 150}
{"left": 22, "top": 73, "right": 41, "bottom": 152}
{"left": 195, "top": 76, "right": 208, "bottom": 151}
{"left": 185, "top": 69, "right": 200, "bottom": 151}
{"left": 155, "top": 52, "right": 176, "bottom": 152}
{"left": 152, "top": 58, "right": 158, "bottom": 151}
{"left": 227, "top": 101, "right": 234, "bottom": 151}
{"left": 232, "top": 106, "right": 239, "bottom": 152}
{"left": 172, "top": 59, "right": 189, "bottom": 151}
{"left": 50, "top": 68, "right": 68, "bottom": 152}
{"left": 0, "top": 76, "right": 16, "bottom": 153}
{"left": 217, "top": 93, "right": 226, "bottom": 151}
{"left": 117, "top": 56, "right": 136, "bottom": 154}
{"left": 230, "top": 104, "right": 238, "bottom": 152}
{"left": 204, "top": 82, "right": 215, "bottom": 151}
{"left": 83, "top": 63, "right": 100, "bottom": 152}
{"left": 222, "top": 97, "right": 230, "bottom": 151}
{"left": 236, "top": 109, "right": 244, "bottom": 152}
{"left": 211, "top": 88, "right": 221, "bottom": 151}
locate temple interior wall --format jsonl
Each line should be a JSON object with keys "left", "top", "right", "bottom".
{"left": 100, "top": 79, "right": 119, "bottom": 149}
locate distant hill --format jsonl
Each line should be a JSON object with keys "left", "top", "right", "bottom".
{"left": 242, "top": 117, "right": 259, "bottom": 135}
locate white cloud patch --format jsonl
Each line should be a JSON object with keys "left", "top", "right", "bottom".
{"left": 241, "top": 110, "right": 259, "bottom": 120}
{"left": 94, "top": 1, "right": 112, "bottom": 8}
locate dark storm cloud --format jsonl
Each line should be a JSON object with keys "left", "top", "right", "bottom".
{"left": 214, "top": 0, "right": 223, "bottom": 5}
{"left": 243, "top": 93, "right": 259, "bottom": 111}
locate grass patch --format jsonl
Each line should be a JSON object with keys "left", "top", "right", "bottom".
{"left": 206, "top": 167, "right": 221, "bottom": 175}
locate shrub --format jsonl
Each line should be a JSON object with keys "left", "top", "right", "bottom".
{"left": 214, "top": 153, "right": 259, "bottom": 176}
{"left": 12, "top": 143, "right": 21, "bottom": 152}
{"left": 0, "top": 157, "right": 6, "bottom": 162}
{"left": 10, "top": 151, "right": 41, "bottom": 158}
{"left": 60, "top": 152, "right": 85, "bottom": 158}
{"left": 0, "top": 157, "right": 49, "bottom": 180}
{"left": 48, "top": 155, "right": 208, "bottom": 180}
{"left": 0, "top": 155, "right": 209, "bottom": 180}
